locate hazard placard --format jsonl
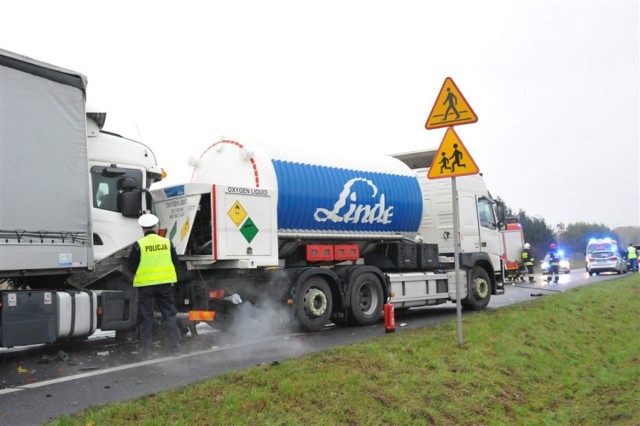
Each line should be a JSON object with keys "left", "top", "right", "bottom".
{"left": 427, "top": 127, "right": 479, "bottom": 179}
{"left": 425, "top": 77, "right": 478, "bottom": 129}
{"left": 228, "top": 200, "right": 247, "bottom": 227}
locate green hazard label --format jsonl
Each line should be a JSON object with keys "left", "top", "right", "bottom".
{"left": 169, "top": 221, "right": 178, "bottom": 241}
{"left": 240, "top": 217, "right": 259, "bottom": 243}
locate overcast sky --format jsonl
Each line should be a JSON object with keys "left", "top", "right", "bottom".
{"left": 2, "top": 0, "right": 638, "bottom": 229}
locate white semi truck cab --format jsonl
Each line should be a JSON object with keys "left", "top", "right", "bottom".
{"left": 86, "top": 110, "right": 164, "bottom": 262}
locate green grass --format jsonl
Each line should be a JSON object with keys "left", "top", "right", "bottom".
{"left": 51, "top": 275, "right": 640, "bottom": 426}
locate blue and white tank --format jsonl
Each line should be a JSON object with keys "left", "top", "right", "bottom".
{"left": 190, "top": 140, "right": 423, "bottom": 235}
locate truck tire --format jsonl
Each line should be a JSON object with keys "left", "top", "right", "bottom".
{"left": 295, "top": 276, "right": 333, "bottom": 332}
{"left": 349, "top": 272, "right": 384, "bottom": 326}
{"left": 462, "top": 266, "right": 491, "bottom": 311}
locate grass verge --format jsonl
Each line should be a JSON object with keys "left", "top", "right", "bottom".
{"left": 51, "top": 275, "right": 640, "bottom": 426}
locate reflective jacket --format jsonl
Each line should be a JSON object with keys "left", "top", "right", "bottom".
{"left": 132, "top": 233, "right": 178, "bottom": 287}
{"left": 628, "top": 246, "right": 638, "bottom": 260}
{"left": 521, "top": 249, "right": 534, "bottom": 266}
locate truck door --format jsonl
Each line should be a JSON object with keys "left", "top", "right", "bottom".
{"left": 476, "top": 196, "right": 502, "bottom": 271}
{"left": 90, "top": 166, "right": 146, "bottom": 261}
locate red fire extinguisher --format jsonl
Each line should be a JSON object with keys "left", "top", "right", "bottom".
{"left": 384, "top": 297, "right": 395, "bottom": 333}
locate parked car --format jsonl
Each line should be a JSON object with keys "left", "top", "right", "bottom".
{"left": 585, "top": 238, "right": 618, "bottom": 271}
{"left": 586, "top": 250, "right": 628, "bottom": 275}
{"left": 541, "top": 253, "right": 571, "bottom": 274}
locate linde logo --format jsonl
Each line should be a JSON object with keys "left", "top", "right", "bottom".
{"left": 314, "top": 177, "right": 393, "bottom": 224}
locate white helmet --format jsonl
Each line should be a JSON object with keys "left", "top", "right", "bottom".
{"left": 524, "top": 243, "right": 531, "bottom": 249}
{"left": 138, "top": 213, "right": 159, "bottom": 228}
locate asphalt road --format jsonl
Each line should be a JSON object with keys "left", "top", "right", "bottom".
{"left": 0, "top": 269, "right": 630, "bottom": 425}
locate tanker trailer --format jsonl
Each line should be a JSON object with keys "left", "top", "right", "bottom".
{"left": 151, "top": 139, "right": 506, "bottom": 332}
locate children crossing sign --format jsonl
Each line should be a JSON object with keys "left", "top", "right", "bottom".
{"left": 425, "top": 77, "right": 478, "bottom": 129}
{"left": 427, "top": 127, "right": 479, "bottom": 179}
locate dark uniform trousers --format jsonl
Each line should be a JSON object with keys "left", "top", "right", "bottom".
{"left": 137, "top": 284, "right": 181, "bottom": 354}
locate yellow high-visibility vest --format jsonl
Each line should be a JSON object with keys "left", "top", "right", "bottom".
{"left": 628, "top": 246, "right": 638, "bottom": 260}
{"left": 133, "top": 234, "right": 177, "bottom": 287}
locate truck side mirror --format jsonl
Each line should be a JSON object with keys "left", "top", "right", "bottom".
{"left": 120, "top": 190, "right": 143, "bottom": 218}
{"left": 495, "top": 201, "right": 507, "bottom": 230}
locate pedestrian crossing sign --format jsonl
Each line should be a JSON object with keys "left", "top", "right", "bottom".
{"left": 428, "top": 127, "right": 479, "bottom": 179}
{"left": 425, "top": 77, "right": 478, "bottom": 129}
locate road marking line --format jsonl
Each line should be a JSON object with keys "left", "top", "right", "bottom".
{"left": 0, "top": 332, "right": 304, "bottom": 395}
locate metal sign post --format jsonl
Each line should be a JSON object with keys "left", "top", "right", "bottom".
{"left": 451, "top": 177, "right": 463, "bottom": 346}
{"left": 425, "top": 76, "right": 479, "bottom": 347}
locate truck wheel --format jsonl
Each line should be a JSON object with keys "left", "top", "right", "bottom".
{"left": 462, "top": 266, "right": 491, "bottom": 311}
{"left": 295, "top": 276, "right": 333, "bottom": 332}
{"left": 349, "top": 272, "right": 383, "bottom": 326}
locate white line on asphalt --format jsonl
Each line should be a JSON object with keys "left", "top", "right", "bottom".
{"left": 0, "top": 332, "right": 304, "bottom": 396}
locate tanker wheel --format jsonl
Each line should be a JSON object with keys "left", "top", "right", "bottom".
{"left": 349, "top": 272, "right": 383, "bottom": 326}
{"left": 461, "top": 266, "right": 491, "bottom": 311}
{"left": 295, "top": 276, "right": 333, "bottom": 332}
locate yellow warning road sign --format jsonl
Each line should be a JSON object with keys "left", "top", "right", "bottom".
{"left": 427, "top": 127, "right": 479, "bottom": 179}
{"left": 425, "top": 77, "right": 478, "bottom": 129}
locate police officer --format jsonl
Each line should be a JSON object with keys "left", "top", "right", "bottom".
{"left": 127, "top": 213, "right": 182, "bottom": 357}
{"left": 521, "top": 243, "right": 535, "bottom": 283}
{"left": 627, "top": 243, "right": 638, "bottom": 272}
{"left": 545, "top": 243, "right": 560, "bottom": 285}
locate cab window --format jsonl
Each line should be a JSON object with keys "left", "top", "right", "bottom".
{"left": 91, "top": 167, "right": 142, "bottom": 212}
{"left": 478, "top": 197, "right": 496, "bottom": 230}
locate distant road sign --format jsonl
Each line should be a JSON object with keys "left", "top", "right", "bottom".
{"left": 427, "top": 127, "right": 479, "bottom": 179}
{"left": 425, "top": 77, "right": 478, "bottom": 129}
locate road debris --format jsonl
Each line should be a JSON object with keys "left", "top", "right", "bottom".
{"left": 38, "top": 350, "right": 70, "bottom": 364}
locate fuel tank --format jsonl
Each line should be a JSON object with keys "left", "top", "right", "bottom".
{"left": 190, "top": 140, "right": 423, "bottom": 235}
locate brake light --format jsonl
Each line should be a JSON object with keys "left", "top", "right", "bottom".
{"left": 208, "top": 290, "right": 225, "bottom": 300}
{"left": 610, "top": 256, "right": 617, "bottom": 261}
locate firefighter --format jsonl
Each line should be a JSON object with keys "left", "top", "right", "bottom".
{"left": 127, "top": 213, "right": 182, "bottom": 358}
{"left": 545, "top": 243, "right": 560, "bottom": 285}
{"left": 521, "top": 243, "right": 535, "bottom": 283}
